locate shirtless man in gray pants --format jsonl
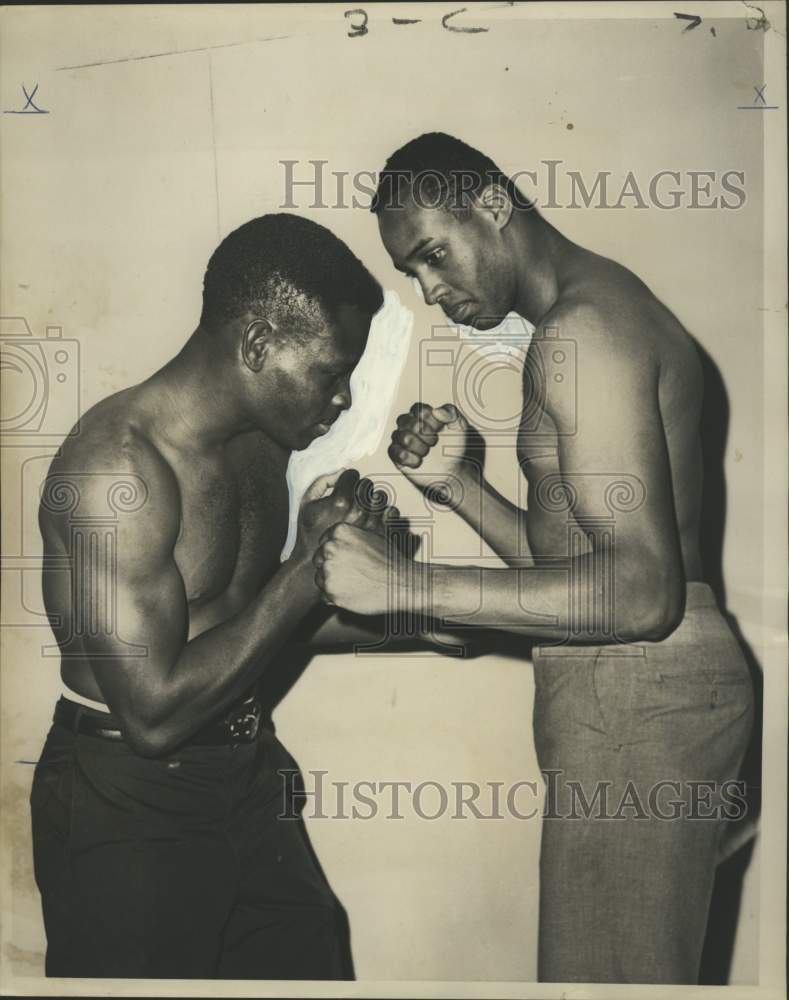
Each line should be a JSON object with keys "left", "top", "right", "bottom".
{"left": 314, "top": 133, "right": 754, "bottom": 984}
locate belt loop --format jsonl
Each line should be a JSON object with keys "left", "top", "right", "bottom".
{"left": 72, "top": 704, "right": 84, "bottom": 735}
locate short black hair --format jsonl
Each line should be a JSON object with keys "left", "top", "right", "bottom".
{"left": 201, "top": 213, "right": 383, "bottom": 334}
{"left": 371, "top": 132, "right": 535, "bottom": 216}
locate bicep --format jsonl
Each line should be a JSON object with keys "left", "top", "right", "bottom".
{"left": 42, "top": 464, "right": 188, "bottom": 715}
{"left": 87, "top": 553, "right": 189, "bottom": 711}
{"left": 549, "top": 334, "right": 681, "bottom": 570}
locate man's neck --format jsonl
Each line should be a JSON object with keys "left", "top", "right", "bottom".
{"left": 510, "top": 214, "right": 580, "bottom": 327}
{"left": 140, "top": 329, "right": 258, "bottom": 455}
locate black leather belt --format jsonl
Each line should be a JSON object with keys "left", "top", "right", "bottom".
{"left": 54, "top": 694, "right": 266, "bottom": 747}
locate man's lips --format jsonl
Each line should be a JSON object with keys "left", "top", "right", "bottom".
{"left": 313, "top": 413, "right": 340, "bottom": 436}
{"left": 444, "top": 301, "right": 475, "bottom": 323}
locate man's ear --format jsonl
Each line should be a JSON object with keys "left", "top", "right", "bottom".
{"left": 477, "top": 183, "right": 513, "bottom": 230}
{"left": 241, "top": 318, "right": 274, "bottom": 373}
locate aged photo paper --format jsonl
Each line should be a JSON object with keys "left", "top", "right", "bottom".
{"left": 1, "top": 3, "right": 786, "bottom": 998}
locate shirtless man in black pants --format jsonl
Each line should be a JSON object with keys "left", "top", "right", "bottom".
{"left": 32, "top": 213, "right": 409, "bottom": 979}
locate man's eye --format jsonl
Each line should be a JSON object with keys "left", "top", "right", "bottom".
{"left": 425, "top": 247, "right": 446, "bottom": 266}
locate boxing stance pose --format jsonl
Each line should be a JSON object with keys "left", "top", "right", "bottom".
{"left": 33, "top": 214, "right": 418, "bottom": 979}
{"left": 315, "top": 133, "right": 754, "bottom": 984}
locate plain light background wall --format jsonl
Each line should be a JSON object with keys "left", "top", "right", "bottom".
{"left": 1, "top": 2, "right": 777, "bottom": 986}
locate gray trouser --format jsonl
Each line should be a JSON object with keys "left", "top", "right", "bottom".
{"left": 532, "top": 583, "right": 754, "bottom": 984}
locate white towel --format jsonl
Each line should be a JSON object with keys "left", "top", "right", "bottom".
{"left": 281, "top": 289, "right": 414, "bottom": 560}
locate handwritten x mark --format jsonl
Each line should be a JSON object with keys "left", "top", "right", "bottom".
{"left": 4, "top": 83, "right": 49, "bottom": 115}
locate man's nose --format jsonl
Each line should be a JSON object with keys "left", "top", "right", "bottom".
{"left": 417, "top": 275, "right": 448, "bottom": 308}
{"left": 332, "top": 378, "right": 352, "bottom": 412}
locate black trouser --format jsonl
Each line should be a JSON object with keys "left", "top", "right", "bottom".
{"left": 30, "top": 707, "right": 353, "bottom": 979}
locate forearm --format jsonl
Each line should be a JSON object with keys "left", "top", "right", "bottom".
{"left": 294, "top": 605, "right": 466, "bottom": 653}
{"left": 400, "top": 554, "right": 673, "bottom": 645}
{"left": 143, "top": 558, "right": 319, "bottom": 747}
{"left": 452, "top": 467, "right": 534, "bottom": 567}
{"left": 294, "top": 606, "right": 393, "bottom": 647}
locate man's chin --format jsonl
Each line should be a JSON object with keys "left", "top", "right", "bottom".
{"left": 470, "top": 314, "right": 506, "bottom": 331}
{"left": 294, "top": 422, "right": 332, "bottom": 450}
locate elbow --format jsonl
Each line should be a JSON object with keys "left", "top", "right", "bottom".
{"left": 617, "top": 570, "right": 684, "bottom": 643}
{"left": 120, "top": 706, "right": 183, "bottom": 759}
{"left": 637, "top": 602, "right": 683, "bottom": 643}
{"left": 123, "top": 723, "right": 174, "bottom": 759}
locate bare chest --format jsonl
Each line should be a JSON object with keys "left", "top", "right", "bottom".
{"left": 171, "top": 435, "right": 290, "bottom": 612}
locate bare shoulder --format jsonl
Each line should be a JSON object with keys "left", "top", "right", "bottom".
{"left": 40, "top": 389, "right": 180, "bottom": 550}
{"left": 541, "top": 254, "right": 701, "bottom": 377}
{"left": 531, "top": 254, "right": 703, "bottom": 431}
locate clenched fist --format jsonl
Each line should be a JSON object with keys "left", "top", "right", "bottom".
{"left": 348, "top": 477, "right": 402, "bottom": 539}
{"left": 313, "top": 522, "right": 399, "bottom": 616}
{"left": 292, "top": 468, "right": 360, "bottom": 564}
{"left": 313, "top": 503, "right": 469, "bottom": 654}
{"left": 388, "top": 402, "right": 481, "bottom": 509}
{"left": 293, "top": 470, "right": 405, "bottom": 566}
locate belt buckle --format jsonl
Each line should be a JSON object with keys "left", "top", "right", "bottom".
{"left": 227, "top": 699, "right": 261, "bottom": 744}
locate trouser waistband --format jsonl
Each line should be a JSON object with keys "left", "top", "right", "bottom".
{"left": 53, "top": 694, "right": 272, "bottom": 748}
{"left": 683, "top": 581, "right": 718, "bottom": 609}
